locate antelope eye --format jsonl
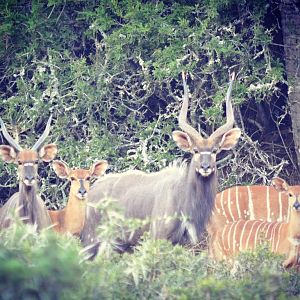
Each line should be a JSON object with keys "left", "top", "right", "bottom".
{"left": 193, "top": 149, "right": 199, "bottom": 154}
{"left": 34, "top": 160, "right": 39, "bottom": 164}
{"left": 70, "top": 177, "right": 76, "bottom": 181}
{"left": 17, "top": 161, "right": 22, "bottom": 165}
{"left": 86, "top": 176, "right": 91, "bottom": 181}
{"left": 288, "top": 193, "right": 293, "bottom": 197}
{"left": 212, "top": 147, "right": 218, "bottom": 154}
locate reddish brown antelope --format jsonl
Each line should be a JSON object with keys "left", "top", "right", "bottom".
{"left": 210, "top": 178, "right": 300, "bottom": 269}
{"left": 48, "top": 160, "right": 108, "bottom": 235}
{"left": 81, "top": 72, "right": 241, "bottom": 257}
{"left": 207, "top": 184, "right": 293, "bottom": 242}
{"left": 0, "top": 116, "right": 57, "bottom": 230}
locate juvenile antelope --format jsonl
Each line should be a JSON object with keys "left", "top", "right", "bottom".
{"left": 210, "top": 177, "right": 300, "bottom": 269}
{"left": 81, "top": 72, "right": 241, "bottom": 257}
{"left": 0, "top": 116, "right": 57, "bottom": 230}
{"left": 48, "top": 160, "right": 108, "bottom": 235}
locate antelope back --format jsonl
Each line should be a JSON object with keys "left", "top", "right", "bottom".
{"left": 212, "top": 185, "right": 293, "bottom": 225}
{"left": 211, "top": 178, "right": 300, "bottom": 266}
{"left": 212, "top": 219, "right": 288, "bottom": 261}
{"left": 211, "top": 184, "right": 300, "bottom": 228}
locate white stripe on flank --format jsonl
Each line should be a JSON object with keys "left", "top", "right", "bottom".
{"left": 232, "top": 219, "right": 242, "bottom": 253}
{"left": 261, "top": 222, "right": 269, "bottom": 233}
{"left": 247, "top": 186, "right": 255, "bottom": 219}
{"left": 228, "top": 188, "right": 235, "bottom": 221}
{"left": 245, "top": 221, "right": 259, "bottom": 249}
{"left": 278, "top": 192, "right": 283, "bottom": 222}
{"left": 274, "top": 222, "right": 281, "bottom": 251}
{"left": 253, "top": 221, "right": 265, "bottom": 248}
{"left": 221, "top": 223, "right": 229, "bottom": 250}
{"left": 239, "top": 220, "right": 251, "bottom": 251}
{"left": 265, "top": 222, "right": 273, "bottom": 239}
{"left": 220, "top": 191, "right": 225, "bottom": 216}
{"left": 270, "top": 222, "right": 278, "bottom": 251}
{"left": 275, "top": 223, "right": 284, "bottom": 252}
{"left": 226, "top": 222, "right": 236, "bottom": 251}
{"left": 287, "top": 198, "right": 291, "bottom": 222}
{"left": 236, "top": 186, "right": 241, "bottom": 219}
{"left": 267, "top": 186, "right": 271, "bottom": 222}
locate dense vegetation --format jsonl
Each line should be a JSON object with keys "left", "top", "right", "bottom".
{"left": 0, "top": 0, "right": 294, "bottom": 205}
{"left": 0, "top": 0, "right": 299, "bottom": 299}
{"left": 0, "top": 217, "right": 299, "bottom": 299}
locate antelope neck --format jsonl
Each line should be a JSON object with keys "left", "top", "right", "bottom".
{"left": 183, "top": 161, "right": 217, "bottom": 240}
{"left": 18, "top": 181, "right": 39, "bottom": 224}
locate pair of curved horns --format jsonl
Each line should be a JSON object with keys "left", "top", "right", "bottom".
{"left": 178, "top": 72, "right": 236, "bottom": 141}
{"left": 0, "top": 115, "right": 53, "bottom": 152}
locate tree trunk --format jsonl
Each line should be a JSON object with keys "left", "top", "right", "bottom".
{"left": 280, "top": 0, "right": 300, "bottom": 166}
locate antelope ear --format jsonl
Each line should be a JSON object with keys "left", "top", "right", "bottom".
{"left": 172, "top": 131, "right": 193, "bottom": 152}
{"left": 39, "top": 144, "right": 58, "bottom": 162}
{"left": 272, "top": 177, "right": 289, "bottom": 192}
{"left": 219, "top": 128, "right": 241, "bottom": 151}
{"left": 0, "top": 145, "right": 17, "bottom": 163}
{"left": 90, "top": 160, "right": 108, "bottom": 178}
{"left": 52, "top": 160, "right": 70, "bottom": 179}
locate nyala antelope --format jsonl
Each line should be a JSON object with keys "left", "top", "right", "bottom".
{"left": 0, "top": 116, "right": 57, "bottom": 230}
{"left": 48, "top": 160, "right": 108, "bottom": 235}
{"left": 207, "top": 183, "right": 295, "bottom": 241}
{"left": 210, "top": 177, "right": 300, "bottom": 269}
{"left": 81, "top": 72, "right": 241, "bottom": 257}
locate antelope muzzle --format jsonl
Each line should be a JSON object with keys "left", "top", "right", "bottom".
{"left": 22, "top": 163, "right": 37, "bottom": 186}
{"left": 77, "top": 179, "right": 88, "bottom": 200}
{"left": 196, "top": 153, "right": 215, "bottom": 177}
{"left": 293, "top": 198, "right": 300, "bottom": 211}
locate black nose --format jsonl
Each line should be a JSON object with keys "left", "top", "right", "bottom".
{"left": 79, "top": 187, "right": 86, "bottom": 196}
{"left": 293, "top": 201, "right": 300, "bottom": 210}
{"left": 200, "top": 162, "right": 210, "bottom": 170}
{"left": 25, "top": 175, "right": 35, "bottom": 182}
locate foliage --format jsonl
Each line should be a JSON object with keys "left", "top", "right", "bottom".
{"left": 0, "top": 221, "right": 84, "bottom": 300}
{"left": 0, "top": 1, "right": 298, "bottom": 298}
{"left": 0, "top": 221, "right": 299, "bottom": 299}
{"left": 0, "top": 0, "right": 292, "bottom": 206}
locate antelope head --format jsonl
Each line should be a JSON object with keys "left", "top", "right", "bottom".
{"left": 52, "top": 160, "right": 108, "bottom": 200}
{"left": 0, "top": 116, "right": 57, "bottom": 187}
{"left": 172, "top": 72, "right": 241, "bottom": 177}
{"left": 272, "top": 177, "right": 300, "bottom": 212}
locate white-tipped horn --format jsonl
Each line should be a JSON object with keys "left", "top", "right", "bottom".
{"left": 32, "top": 115, "right": 53, "bottom": 151}
{"left": 178, "top": 71, "right": 201, "bottom": 142}
{"left": 210, "top": 72, "right": 236, "bottom": 140}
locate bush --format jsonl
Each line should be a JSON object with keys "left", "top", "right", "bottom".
{"left": 0, "top": 0, "right": 293, "bottom": 207}
{"left": 0, "top": 221, "right": 299, "bottom": 299}
{"left": 0, "top": 221, "right": 84, "bottom": 300}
